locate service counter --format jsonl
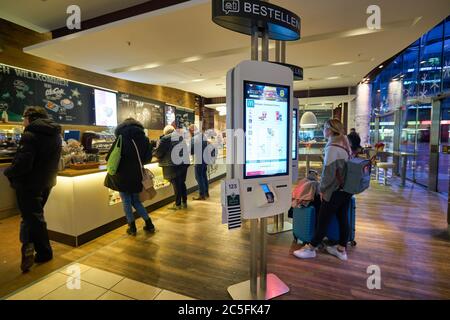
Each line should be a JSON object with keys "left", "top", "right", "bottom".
{"left": 45, "top": 160, "right": 226, "bottom": 246}
{"left": 0, "top": 163, "right": 17, "bottom": 219}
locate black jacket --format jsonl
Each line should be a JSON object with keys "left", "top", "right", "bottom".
{"left": 347, "top": 132, "right": 362, "bottom": 152}
{"left": 104, "top": 119, "right": 154, "bottom": 193}
{"left": 154, "top": 132, "right": 189, "bottom": 180}
{"left": 4, "top": 118, "right": 62, "bottom": 190}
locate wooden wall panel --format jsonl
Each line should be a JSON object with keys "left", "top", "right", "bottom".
{"left": 0, "top": 19, "right": 198, "bottom": 110}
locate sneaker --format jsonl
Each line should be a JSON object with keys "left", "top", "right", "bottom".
{"left": 293, "top": 245, "right": 317, "bottom": 259}
{"left": 326, "top": 245, "right": 348, "bottom": 261}
{"left": 143, "top": 219, "right": 155, "bottom": 233}
{"left": 21, "top": 243, "right": 35, "bottom": 273}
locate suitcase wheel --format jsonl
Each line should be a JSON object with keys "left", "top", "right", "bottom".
{"left": 350, "top": 240, "right": 357, "bottom": 247}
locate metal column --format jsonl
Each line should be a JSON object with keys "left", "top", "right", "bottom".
{"left": 228, "top": 0, "right": 289, "bottom": 300}
{"left": 429, "top": 98, "right": 441, "bottom": 192}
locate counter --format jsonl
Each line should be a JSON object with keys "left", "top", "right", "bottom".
{"left": 44, "top": 161, "right": 226, "bottom": 246}
{"left": 0, "top": 164, "right": 17, "bottom": 219}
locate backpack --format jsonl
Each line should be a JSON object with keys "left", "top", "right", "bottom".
{"left": 331, "top": 144, "right": 371, "bottom": 194}
{"left": 107, "top": 135, "right": 122, "bottom": 175}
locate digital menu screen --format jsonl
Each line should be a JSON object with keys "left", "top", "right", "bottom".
{"left": 244, "top": 81, "right": 290, "bottom": 179}
{"left": 292, "top": 108, "right": 298, "bottom": 160}
{"left": 165, "top": 105, "right": 176, "bottom": 127}
{"left": 94, "top": 89, "right": 117, "bottom": 127}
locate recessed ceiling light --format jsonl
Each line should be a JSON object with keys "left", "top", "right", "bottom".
{"left": 379, "top": 65, "right": 384, "bottom": 69}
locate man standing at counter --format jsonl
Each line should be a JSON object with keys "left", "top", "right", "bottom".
{"left": 4, "top": 106, "right": 62, "bottom": 272}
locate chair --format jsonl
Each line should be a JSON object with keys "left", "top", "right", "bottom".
{"left": 365, "top": 149, "right": 395, "bottom": 185}
{"left": 374, "top": 150, "right": 395, "bottom": 185}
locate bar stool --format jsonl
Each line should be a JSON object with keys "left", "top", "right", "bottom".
{"left": 376, "top": 162, "right": 395, "bottom": 185}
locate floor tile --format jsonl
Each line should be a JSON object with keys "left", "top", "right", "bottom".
{"left": 111, "top": 278, "right": 162, "bottom": 300}
{"left": 154, "top": 290, "right": 195, "bottom": 300}
{"left": 98, "top": 291, "right": 135, "bottom": 300}
{"left": 6, "top": 273, "right": 68, "bottom": 300}
{"left": 41, "top": 280, "right": 107, "bottom": 300}
{"left": 59, "top": 263, "right": 92, "bottom": 276}
{"left": 80, "top": 268, "right": 124, "bottom": 289}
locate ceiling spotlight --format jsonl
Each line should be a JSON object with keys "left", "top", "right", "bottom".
{"left": 379, "top": 65, "right": 383, "bottom": 69}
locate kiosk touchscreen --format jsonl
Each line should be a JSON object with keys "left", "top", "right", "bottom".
{"left": 226, "top": 60, "right": 293, "bottom": 220}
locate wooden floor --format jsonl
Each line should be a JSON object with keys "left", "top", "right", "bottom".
{"left": 1, "top": 178, "right": 449, "bottom": 300}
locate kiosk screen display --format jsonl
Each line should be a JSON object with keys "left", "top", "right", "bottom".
{"left": 244, "top": 81, "right": 290, "bottom": 179}
{"left": 292, "top": 108, "right": 298, "bottom": 160}
{"left": 94, "top": 89, "right": 117, "bottom": 127}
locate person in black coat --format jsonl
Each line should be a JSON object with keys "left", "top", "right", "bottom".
{"left": 104, "top": 118, "right": 156, "bottom": 236}
{"left": 347, "top": 128, "right": 362, "bottom": 156}
{"left": 154, "top": 125, "right": 190, "bottom": 210}
{"left": 4, "top": 106, "right": 62, "bottom": 272}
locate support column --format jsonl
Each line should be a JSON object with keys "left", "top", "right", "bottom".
{"left": 429, "top": 99, "right": 441, "bottom": 192}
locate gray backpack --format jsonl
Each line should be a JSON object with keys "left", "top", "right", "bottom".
{"left": 332, "top": 144, "right": 371, "bottom": 194}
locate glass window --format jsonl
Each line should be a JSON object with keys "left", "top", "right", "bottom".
{"left": 418, "top": 23, "right": 444, "bottom": 97}
{"left": 400, "top": 105, "right": 418, "bottom": 181}
{"left": 443, "top": 17, "right": 450, "bottom": 92}
{"left": 415, "top": 104, "right": 432, "bottom": 187}
{"left": 378, "top": 113, "right": 395, "bottom": 152}
{"left": 402, "top": 44, "right": 420, "bottom": 99}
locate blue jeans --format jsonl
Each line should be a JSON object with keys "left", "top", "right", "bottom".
{"left": 195, "top": 164, "right": 209, "bottom": 197}
{"left": 119, "top": 192, "right": 151, "bottom": 224}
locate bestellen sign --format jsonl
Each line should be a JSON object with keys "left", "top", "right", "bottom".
{"left": 212, "top": 0, "right": 301, "bottom": 41}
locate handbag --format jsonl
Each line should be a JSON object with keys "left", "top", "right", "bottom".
{"left": 131, "top": 139, "right": 157, "bottom": 202}
{"left": 107, "top": 135, "right": 122, "bottom": 175}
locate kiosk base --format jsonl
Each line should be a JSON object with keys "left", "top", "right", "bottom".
{"left": 267, "top": 221, "right": 293, "bottom": 234}
{"left": 227, "top": 273, "right": 289, "bottom": 300}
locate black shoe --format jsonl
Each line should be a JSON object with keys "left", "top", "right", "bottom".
{"left": 168, "top": 204, "right": 181, "bottom": 211}
{"left": 206, "top": 193, "right": 210, "bottom": 198}
{"left": 35, "top": 254, "right": 53, "bottom": 264}
{"left": 143, "top": 219, "right": 155, "bottom": 233}
{"left": 181, "top": 202, "right": 188, "bottom": 209}
{"left": 21, "top": 243, "right": 35, "bottom": 273}
{"left": 192, "top": 196, "right": 206, "bottom": 201}
{"left": 127, "top": 222, "right": 137, "bottom": 236}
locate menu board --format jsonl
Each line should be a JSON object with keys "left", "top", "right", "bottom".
{"left": 117, "top": 93, "right": 164, "bottom": 130}
{"left": 94, "top": 89, "right": 117, "bottom": 127}
{"left": 244, "top": 81, "right": 290, "bottom": 179}
{"left": 0, "top": 64, "right": 93, "bottom": 124}
{"left": 175, "top": 107, "right": 195, "bottom": 130}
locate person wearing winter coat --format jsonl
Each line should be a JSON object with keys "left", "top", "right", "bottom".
{"left": 294, "top": 118, "right": 352, "bottom": 261}
{"left": 4, "top": 107, "right": 62, "bottom": 272}
{"left": 104, "top": 118, "right": 156, "bottom": 236}
{"left": 153, "top": 125, "right": 189, "bottom": 210}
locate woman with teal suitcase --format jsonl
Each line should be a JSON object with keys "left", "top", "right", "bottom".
{"left": 293, "top": 119, "right": 353, "bottom": 261}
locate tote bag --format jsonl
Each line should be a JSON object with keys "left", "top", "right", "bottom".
{"left": 107, "top": 135, "right": 122, "bottom": 175}
{"left": 131, "top": 139, "right": 157, "bottom": 202}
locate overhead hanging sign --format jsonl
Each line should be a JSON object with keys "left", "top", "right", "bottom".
{"left": 212, "top": 0, "right": 301, "bottom": 41}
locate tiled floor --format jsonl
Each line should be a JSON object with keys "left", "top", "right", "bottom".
{"left": 5, "top": 263, "right": 195, "bottom": 300}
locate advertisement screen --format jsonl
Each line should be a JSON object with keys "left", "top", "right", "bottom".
{"left": 165, "top": 105, "right": 176, "bottom": 127}
{"left": 292, "top": 108, "right": 298, "bottom": 160}
{"left": 94, "top": 89, "right": 117, "bottom": 126}
{"left": 244, "top": 81, "right": 290, "bottom": 179}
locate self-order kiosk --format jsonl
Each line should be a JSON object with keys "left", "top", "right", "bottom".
{"left": 225, "top": 60, "right": 292, "bottom": 220}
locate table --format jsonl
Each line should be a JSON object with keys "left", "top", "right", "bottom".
{"left": 392, "top": 151, "right": 416, "bottom": 187}
{"left": 299, "top": 148, "right": 323, "bottom": 175}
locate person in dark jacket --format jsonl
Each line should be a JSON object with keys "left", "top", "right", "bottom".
{"left": 347, "top": 128, "right": 362, "bottom": 156}
{"left": 104, "top": 118, "right": 156, "bottom": 236}
{"left": 154, "top": 125, "right": 189, "bottom": 210}
{"left": 4, "top": 107, "right": 62, "bottom": 272}
{"left": 189, "top": 124, "right": 209, "bottom": 200}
